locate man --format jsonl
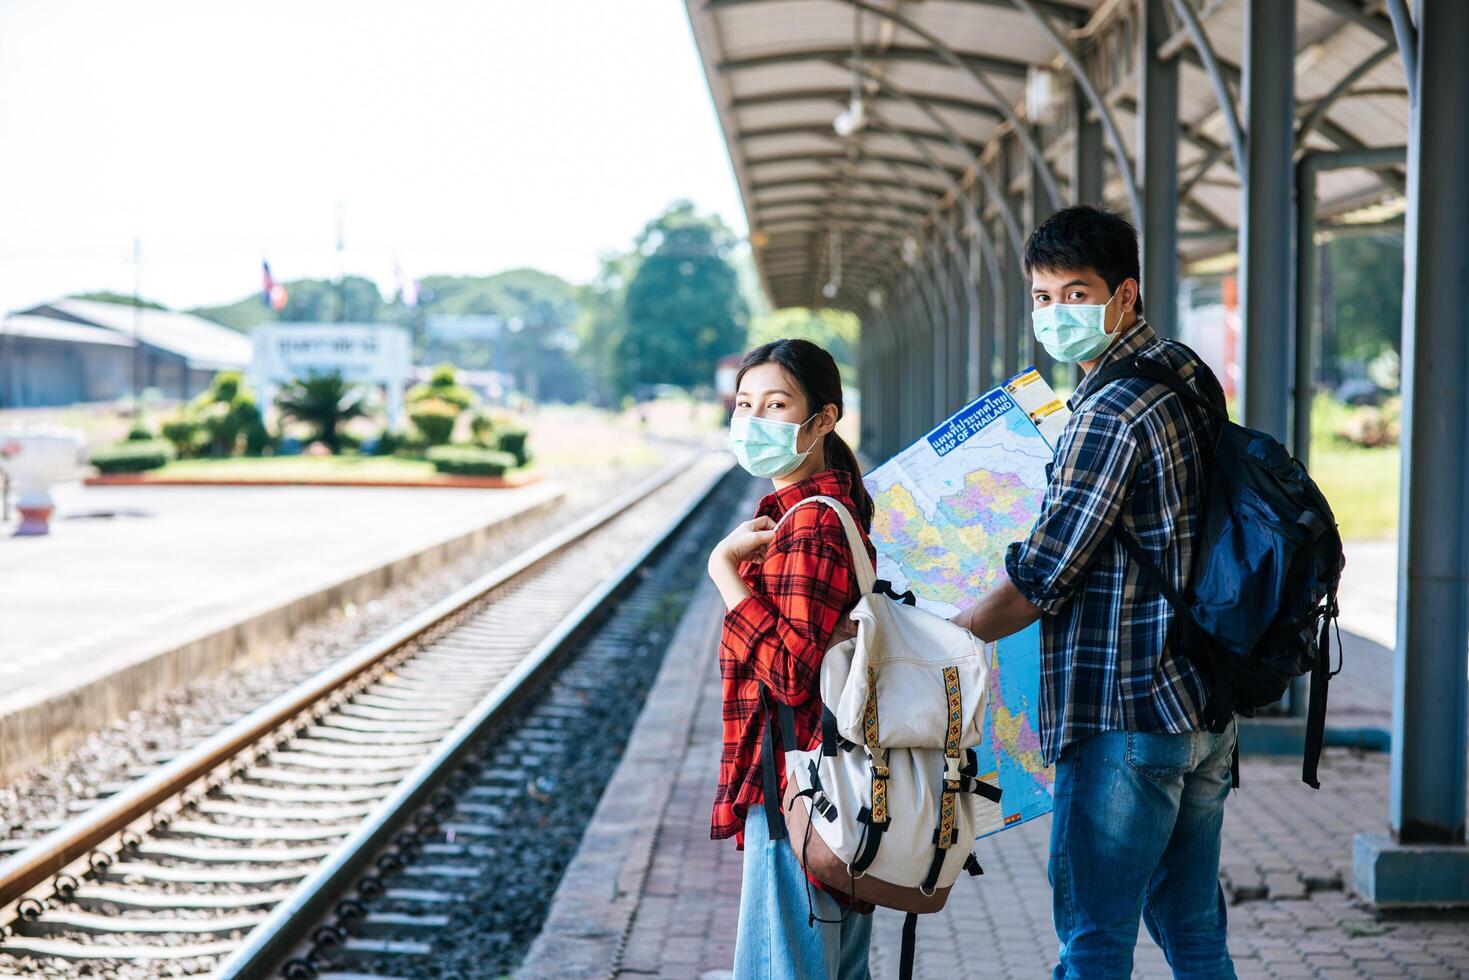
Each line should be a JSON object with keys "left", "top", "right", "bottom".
{"left": 953, "top": 205, "right": 1236, "bottom": 978}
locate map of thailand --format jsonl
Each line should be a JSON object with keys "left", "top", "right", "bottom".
{"left": 864, "top": 368, "right": 1068, "bottom": 838}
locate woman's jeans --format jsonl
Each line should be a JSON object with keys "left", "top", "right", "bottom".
{"left": 733, "top": 812, "right": 872, "bottom": 980}
{"left": 1049, "top": 722, "right": 1239, "bottom": 980}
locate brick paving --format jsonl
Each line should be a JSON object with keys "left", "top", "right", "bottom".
{"left": 528, "top": 584, "right": 1469, "bottom": 979}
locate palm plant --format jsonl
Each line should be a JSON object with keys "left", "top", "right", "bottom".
{"left": 274, "top": 372, "right": 371, "bottom": 453}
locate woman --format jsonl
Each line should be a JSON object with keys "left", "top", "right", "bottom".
{"left": 707, "top": 338, "right": 877, "bottom": 980}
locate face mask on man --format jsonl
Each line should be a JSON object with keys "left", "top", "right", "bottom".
{"left": 1030, "top": 284, "right": 1124, "bottom": 363}
{"left": 729, "top": 413, "right": 818, "bottom": 479}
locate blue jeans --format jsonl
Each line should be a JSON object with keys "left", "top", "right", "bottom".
{"left": 1049, "top": 723, "right": 1238, "bottom": 979}
{"left": 734, "top": 812, "right": 872, "bottom": 980}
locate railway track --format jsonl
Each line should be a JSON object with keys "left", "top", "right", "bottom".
{"left": 0, "top": 454, "right": 740, "bottom": 978}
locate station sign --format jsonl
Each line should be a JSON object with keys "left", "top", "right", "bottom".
{"left": 250, "top": 323, "right": 412, "bottom": 426}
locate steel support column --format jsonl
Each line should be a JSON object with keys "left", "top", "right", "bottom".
{"left": 1002, "top": 141, "right": 1025, "bottom": 379}
{"left": 1238, "top": 0, "right": 1295, "bottom": 439}
{"left": 1027, "top": 126, "right": 1057, "bottom": 384}
{"left": 1072, "top": 81, "right": 1104, "bottom": 206}
{"left": 1355, "top": 0, "right": 1469, "bottom": 908}
{"left": 928, "top": 236, "right": 956, "bottom": 423}
{"left": 1139, "top": 0, "right": 1180, "bottom": 338}
{"left": 970, "top": 183, "right": 994, "bottom": 396}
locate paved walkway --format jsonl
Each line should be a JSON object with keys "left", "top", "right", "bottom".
{"left": 527, "top": 570, "right": 1469, "bottom": 979}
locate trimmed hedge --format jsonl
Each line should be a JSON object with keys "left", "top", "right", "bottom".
{"left": 410, "top": 398, "right": 459, "bottom": 447}
{"left": 495, "top": 428, "right": 531, "bottom": 467}
{"left": 426, "top": 446, "right": 516, "bottom": 478}
{"left": 91, "top": 440, "right": 176, "bottom": 474}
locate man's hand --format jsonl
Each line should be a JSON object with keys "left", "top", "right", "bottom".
{"left": 951, "top": 577, "right": 1044, "bottom": 642}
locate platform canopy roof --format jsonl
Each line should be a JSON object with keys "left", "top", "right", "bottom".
{"left": 685, "top": 0, "right": 1412, "bottom": 312}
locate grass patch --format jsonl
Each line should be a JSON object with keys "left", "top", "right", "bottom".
{"left": 1310, "top": 443, "right": 1399, "bottom": 541}
{"left": 146, "top": 455, "right": 443, "bottom": 483}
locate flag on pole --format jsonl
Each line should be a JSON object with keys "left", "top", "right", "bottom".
{"left": 394, "top": 261, "right": 420, "bottom": 308}
{"left": 261, "top": 260, "right": 288, "bottom": 312}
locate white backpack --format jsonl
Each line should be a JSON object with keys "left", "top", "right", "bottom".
{"left": 756, "top": 496, "right": 1003, "bottom": 979}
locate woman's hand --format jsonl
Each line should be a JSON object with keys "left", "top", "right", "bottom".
{"left": 711, "top": 516, "right": 777, "bottom": 569}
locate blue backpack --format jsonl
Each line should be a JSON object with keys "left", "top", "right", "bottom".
{"left": 1091, "top": 352, "right": 1345, "bottom": 788}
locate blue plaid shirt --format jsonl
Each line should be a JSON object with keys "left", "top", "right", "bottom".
{"left": 1005, "top": 318, "right": 1215, "bottom": 764}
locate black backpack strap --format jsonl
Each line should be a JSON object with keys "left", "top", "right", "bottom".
{"left": 1301, "top": 599, "right": 1336, "bottom": 789}
{"left": 1088, "top": 354, "right": 1229, "bottom": 423}
{"left": 758, "top": 684, "right": 797, "bottom": 840}
{"left": 1113, "top": 525, "right": 1234, "bottom": 733}
{"left": 899, "top": 911, "right": 919, "bottom": 980}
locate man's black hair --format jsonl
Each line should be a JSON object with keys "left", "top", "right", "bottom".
{"left": 1022, "top": 205, "right": 1144, "bottom": 315}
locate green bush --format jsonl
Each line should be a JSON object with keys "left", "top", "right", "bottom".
{"left": 410, "top": 398, "right": 460, "bottom": 447}
{"left": 91, "top": 440, "right": 176, "bottom": 474}
{"left": 426, "top": 446, "right": 516, "bottom": 477}
{"left": 495, "top": 427, "right": 531, "bottom": 467}
{"left": 407, "top": 362, "right": 476, "bottom": 411}
{"left": 160, "top": 416, "right": 203, "bottom": 457}
{"left": 468, "top": 410, "right": 497, "bottom": 448}
{"left": 126, "top": 423, "right": 154, "bottom": 441}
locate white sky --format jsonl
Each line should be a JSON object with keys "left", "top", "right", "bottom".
{"left": 0, "top": 0, "right": 746, "bottom": 315}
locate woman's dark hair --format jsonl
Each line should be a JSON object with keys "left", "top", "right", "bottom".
{"left": 1022, "top": 204, "right": 1145, "bottom": 315}
{"left": 734, "top": 338, "right": 874, "bottom": 530}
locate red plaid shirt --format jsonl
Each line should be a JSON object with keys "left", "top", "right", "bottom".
{"left": 712, "top": 468, "right": 875, "bottom": 845}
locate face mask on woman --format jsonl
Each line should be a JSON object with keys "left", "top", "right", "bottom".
{"left": 1031, "top": 285, "right": 1122, "bottom": 363}
{"left": 729, "top": 413, "right": 818, "bottom": 479}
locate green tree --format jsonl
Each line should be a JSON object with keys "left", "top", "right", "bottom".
{"left": 1323, "top": 234, "right": 1403, "bottom": 368}
{"left": 745, "top": 307, "right": 861, "bottom": 385}
{"left": 619, "top": 201, "right": 748, "bottom": 394}
{"left": 275, "top": 373, "right": 372, "bottom": 453}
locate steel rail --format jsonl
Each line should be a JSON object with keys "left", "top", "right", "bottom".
{"left": 214, "top": 459, "right": 735, "bottom": 978}
{"left": 0, "top": 460, "right": 695, "bottom": 922}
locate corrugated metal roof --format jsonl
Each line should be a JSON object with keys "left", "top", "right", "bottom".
{"left": 685, "top": 0, "right": 1411, "bottom": 312}
{"left": 19, "top": 299, "right": 252, "bottom": 371}
{"left": 0, "top": 314, "right": 135, "bottom": 348}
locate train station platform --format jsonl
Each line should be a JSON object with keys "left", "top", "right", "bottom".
{"left": 524, "top": 564, "right": 1469, "bottom": 979}
{"left": 0, "top": 479, "right": 564, "bottom": 782}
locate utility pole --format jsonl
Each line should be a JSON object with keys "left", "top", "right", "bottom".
{"left": 335, "top": 203, "right": 346, "bottom": 323}
{"left": 132, "top": 237, "right": 143, "bottom": 400}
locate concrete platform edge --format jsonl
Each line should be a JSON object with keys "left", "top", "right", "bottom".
{"left": 516, "top": 580, "right": 726, "bottom": 980}
{"left": 0, "top": 484, "right": 565, "bottom": 783}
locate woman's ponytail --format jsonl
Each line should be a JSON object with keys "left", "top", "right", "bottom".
{"left": 823, "top": 430, "right": 874, "bottom": 531}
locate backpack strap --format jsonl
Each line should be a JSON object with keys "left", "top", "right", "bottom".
{"left": 1113, "top": 525, "right": 1235, "bottom": 735}
{"left": 1301, "top": 596, "right": 1338, "bottom": 789}
{"left": 775, "top": 495, "right": 876, "bottom": 594}
{"left": 1088, "top": 353, "right": 1229, "bottom": 424}
{"left": 899, "top": 911, "right": 919, "bottom": 980}
{"left": 758, "top": 684, "right": 798, "bottom": 840}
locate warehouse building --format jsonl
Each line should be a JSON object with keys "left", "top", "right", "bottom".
{"left": 0, "top": 298, "right": 252, "bottom": 408}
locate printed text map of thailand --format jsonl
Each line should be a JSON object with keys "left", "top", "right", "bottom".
{"left": 863, "top": 369, "right": 1069, "bottom": 839}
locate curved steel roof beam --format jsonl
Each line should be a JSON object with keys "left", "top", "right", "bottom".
{"left": 741, "top": 122, "right": 985, "bottom": 156}
{"left": 707, "top": 0, "right": 1090, "bottom": 23}
{"left": 1010, "top": 0, "right": 1142, "bottom": 223}
{"left": 845, "top": 64, "right": 1026, "bottom": 262}
{"left": 717, "top": 45, "right": 1029, "bottom": 79}
{"left": 731, "top": 88, "right": 1004, "bottom": 121}
{"left": 1168, "top": 0, "right": 1246, "bottom": 176}
{"left": 1296, "top": 42, "right": 1397, "bottom": 148}
{"left": 752, "top": 175, "right": 937, "bottom": 200}
{"left": 744, "top": 151, "right": 967, "bottom": 184}
{"left": 1383, "top": 0, "right": 1417, "bottom": 104}
{"left": 834, "top": 0, "right": 1064, "bottom": 211}
{"left": 754, "top": 197, "right": 931, "bottom": 218}
{"left": 858, "top": 114, "right": 1006, "bottom": 317}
